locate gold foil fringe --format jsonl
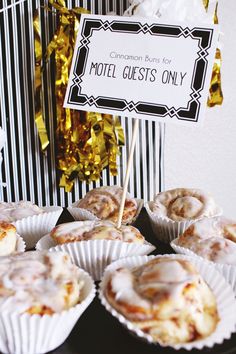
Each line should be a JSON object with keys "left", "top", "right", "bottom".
{"left": 203, "top": 0, "right": 223, "bottom": 107}
{"left": 34, "top": 1, "right": 124, "bottom": 191}
{"left": 34, "top": 10, "right": 49, "bottom": 150}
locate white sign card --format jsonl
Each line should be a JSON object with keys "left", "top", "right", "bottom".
{"left": 64, "top": 14, "right": 218, "bottom": 125}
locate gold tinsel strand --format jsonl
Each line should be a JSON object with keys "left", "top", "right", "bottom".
{"left": 203, "top": 0, "right": 223, "bottom": 107}
{"left": 33, "top": 10, "right": 49, "bottom": 150}
{"left": 34, "top": 0, "right": 124, "bottom": 191}
{"left": 202, "top": 0, "right": 209, "bottom": 10}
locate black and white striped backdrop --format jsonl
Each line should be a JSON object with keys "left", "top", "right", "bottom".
{"left": 0, "top": 0, "right": 165, "bottom": 207}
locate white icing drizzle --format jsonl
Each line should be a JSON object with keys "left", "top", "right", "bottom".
{"left": 188, "top": 217, "right": 221, "bottom": 239}
{"left": 0, "top": 251, "right": 83, "bottom": 314}
{"left": 136, "top": 260, "right": 198, "bottom": 301}
{"left": 178, "top": 217, "right": 236, "bottom": 265}
{"left": 51, "top": 220, "right": 144, "bottom": 243}
{"left": 107, "top": 258, "right": 218, "bottom": 343}
{"left": 0, "top": 201, "right": 44, "bottom": 222}
{"left": 75, "top": 186, "right": 137, "bottom": 223}
{"left": 110, "top": 268, "right": 150, "bottom": 309}
{"left": 124, "top": 0, "right": 214, "bottom": 24}
{"left": 191, "top": 237, "right": 236, "bottom": 266}
{"left": 110, "top": 259, "right": 198, "bottom": 309}
{"left": 51, "top": 220, "right": 97, "bottom": 240}
{"left": 152, "top": 188, "right": 220, "bottom": 221}
{"left": 78, "top": 185, "right": 132, "bottom": 203}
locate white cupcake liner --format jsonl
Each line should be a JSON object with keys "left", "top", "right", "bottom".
{"left": 99, "top": 254, "right": 236, "bottom": 350}
{"left": 171, "top": 238, "right": 236, "bottom": 296}
{"left": 13, "top": 206, "right": 63, "bottom": 250}
{"left": 36, "top": 235, "right": 155, "bottom": 281}
{"left": 67, "top": 199, "right": 143, "bottom": 225}
{"left": 0, "top": 267, "right": 96, "bottom": 354}
{"left": 145, "top": 202, "right": 195, "bottom": 243}
{"left": 145, "top": 202, "right": 222, "bottom": 244}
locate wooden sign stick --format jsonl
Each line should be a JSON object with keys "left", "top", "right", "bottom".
{"left": 117, "top": 118, "right": 139, "bottom": 229}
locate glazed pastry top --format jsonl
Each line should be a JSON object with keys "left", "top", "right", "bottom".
{"left": 0, "top": 251, "right": 83, "bottom": 314}
{"left": 105, "top": 257, "right": 218, "bottom": 344}
{"left": 124, "top": 0, "right": 213, "bottom": 23}
{"left": 151, "top": 188, "right": 221, "bottom": 221}
{"left": 0, "top": 221, "right": 17, "bottom": 256}
{"left": 74, "top": 186, "right": 138, "bottom": 224}
{"left": 108, "top": 259, "right": 198, "bottom": 317}
{"left": 0, "top": 221, "right": 16, "bottom": 240}
{"left": 50, "top": 220, "right": 145, "bottom": 244}
{"left": 177, "top": 217, "right": 236, "bottom": 265}
{"left": 0, "top": 201, "right": 44, "bottom": 222}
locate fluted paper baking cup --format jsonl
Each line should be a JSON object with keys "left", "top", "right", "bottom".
{"left": 36, "top": 236, "right": 155, "bottom": 281}
{"left": 67, "top": 199, "right": 143, "bottom": 225}
{"left": 171, "top": 238, "right": 236, "bottom": 295}
{"left": 0, "top": 267, "right": 96, "bottom": 354}
{"left": 145, "top": 202, "right": 222, "bottom": 244}
{"left": 13, "top": 206, "right": 63, "bottom": 250}
{"left": 99, "top": 254, "right": 236, "bottom": 350}
{"left": 145, "top": 202, "right": 195, "bottom": 243}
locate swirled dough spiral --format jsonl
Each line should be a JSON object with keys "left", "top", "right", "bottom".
{"left": 152, "top": 188, "right": 220, "bottom": 221}
{"left": 0, "top": 221, "right": 17, "bottom": 256}
{"left": 0, "top": 251, "right": 84, "bottom": 314}
{"left": 50, "top": 220, "right": 144, "bottom": 245}
{"left": 0, "top": 201, "right": 44, "bottom": 223}
{"left": 75, "top": 186, "right": 138, "bottom": 224}
{"left": 177, "top": 217, "right": 236, "bottom": 265}
{"left": 105, "top": 257, "right": 218, "bottom": 344}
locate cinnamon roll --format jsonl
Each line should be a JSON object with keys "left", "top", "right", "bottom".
{"left": 74, "top": 186, "right": 138, "bottom": 224}
{"left": 152, "top": 188, "right": 221, "bottom": 221}
{"left": 0, "top": 251, "right": 84, "bottom": 314}
{"left": 0, "top": 221, "right": 17, "bottom": 256}
{"left": 0, "top": 201, "right": 44, "bottom": 223}
{"left": 177, "top": 217, "right": 236, "bottom": 265}
{"left": 50, "top": 220, "right": 145, "bottom": 245}
{"left": 105, "top": 257, "right": 219, "bottom": 344}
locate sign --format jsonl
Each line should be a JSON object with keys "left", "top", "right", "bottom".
{"left": 64, "top": 14, "right": 218, "bottom": 125}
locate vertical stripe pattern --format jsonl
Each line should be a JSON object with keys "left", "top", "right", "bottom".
{"left": 0, "top": 0, "right": 165, "bottom": 206}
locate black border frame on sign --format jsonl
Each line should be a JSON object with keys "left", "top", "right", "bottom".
{"left": 67, "top": 18, "right": 213, "bottom": 122}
